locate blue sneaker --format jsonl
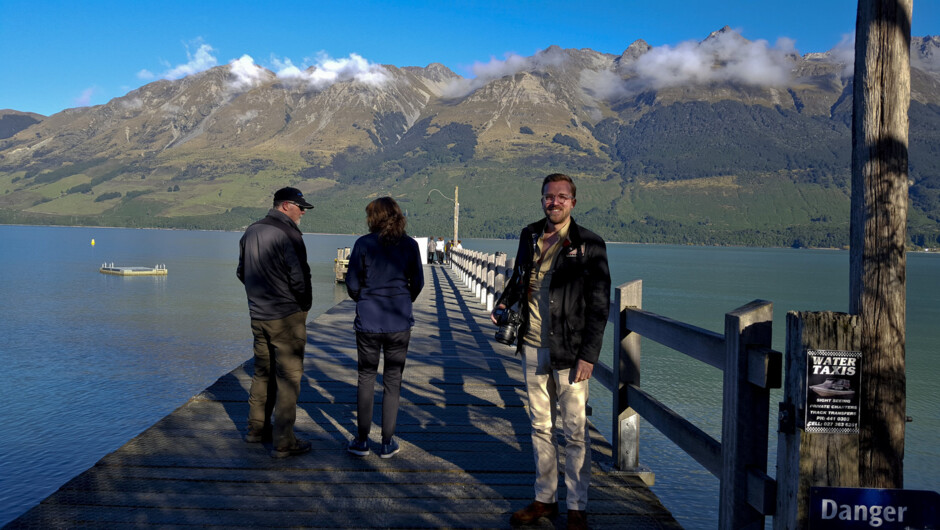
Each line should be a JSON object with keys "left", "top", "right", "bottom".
{"left": 347, "top": 437, "right": 369, "bottom": 457}
{"left": 379, "top": 438, "right": 400, "bottom": 459}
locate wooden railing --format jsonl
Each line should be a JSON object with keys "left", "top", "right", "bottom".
{"left": 449, "top": 248, "right": 515, "bottom": 311}
{"left": 449, "top": 248, "right": 783, "bottom": 529}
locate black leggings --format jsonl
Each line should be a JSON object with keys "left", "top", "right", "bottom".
{"left": 355, "top": 330, "right": 410, "bottom": 443}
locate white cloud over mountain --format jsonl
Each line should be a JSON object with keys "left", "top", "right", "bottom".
{"left": 228, "top": 55, "right": 271, "bottom": 90}
{"left": 442, "top": 47, "right": 568, "bottom": 98}
{"left": 443, "top": 29, "right": 799, "bottom": 101}
{"left": 630, "top": 30, "right": 795, "bottom": 88}
{"left": 272, "top": 52, "right": 390, "bottom": 89}
{"left": 147, "top": 42, "right": 389, "bottom": 92}
{"left": 163, "top": 43, "right": 219, "bottom": 80}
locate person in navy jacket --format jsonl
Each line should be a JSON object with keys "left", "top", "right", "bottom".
{"left": 345, "top": 197, "right": 424, "bottom": 459}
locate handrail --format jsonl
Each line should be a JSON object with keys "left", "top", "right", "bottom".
{"left": 599, "top": 282, "right": 781, "bottom": 529}
{"left": 448, "top": 248, "right": 783, "bottom": 529}
{"left": 450, "top": 247, "right": 514, "bottom": 311}
{"left": 620, "top": 308, "right": 725, "bottom": 369}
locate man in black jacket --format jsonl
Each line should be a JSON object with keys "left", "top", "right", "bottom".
{"left": 237, "top": 187, "right": 314, "bottom": 458}
{"left": 492, "top": 174, "right": 611, "bottom": 530}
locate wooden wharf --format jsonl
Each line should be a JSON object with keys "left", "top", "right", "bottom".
{"left": 334, "top": 247, "right": 351, "bottom": 283}
{"left": 7, "top": 264, "right": 680, "bottom": 529}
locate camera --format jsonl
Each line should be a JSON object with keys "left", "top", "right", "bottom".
{"left": 493, "top": 307, "right": 521, "bottom": 345}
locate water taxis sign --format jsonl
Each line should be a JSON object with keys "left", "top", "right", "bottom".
{"left": 805, "top": 349, "right": 861, "bottom": 434}
{"left": 809, "top": 487, "right": 939, "bottom": 529}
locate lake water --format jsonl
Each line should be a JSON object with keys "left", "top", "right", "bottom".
{"left": 0, "top": 225, "right": 936, "bottom": 528}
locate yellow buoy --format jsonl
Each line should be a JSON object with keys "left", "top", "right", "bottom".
{"left": 91, "top": 239, "right": 95, "bottom": 246}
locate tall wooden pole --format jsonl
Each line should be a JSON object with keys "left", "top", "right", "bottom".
{"left": 849, "top": 0, "right": 911, "bottom": 489}
{"left": 454, "top": 186, "right": 459, "bottom": 244}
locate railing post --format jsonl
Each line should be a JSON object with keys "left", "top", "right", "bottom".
{"left": 459, "top": 250, "right": 468, "bottom": 287}
{"left": 478, "top": 253, "right": 486, "bottom": 305}
{"left": 466, "top": 252, "right": 474, "bottom": 289}
{"left": 489, "top": 253, "right": 506, "bottom": 311}
{"left": 485, "top": 255, "right": 496, "bottom": 310}
{"left": 481, "top": 253, "right": 493, "bottom": 306}
{"left": 474, "top": 254, "right": 483, "bottom": 300}
{"left": 720, "top": 300, "right": 773, "bottom": 530}
{"left": 452, "top": 249, "right": 462, "bottom": 282}
{"left": 467, "top": 252, "right": 474, "bottom": 293}
{"left": 775, "top": 312, "right": 860, "bottom": 529}
{"left": 613, "top": 280, "right": 642, "bottom": 472}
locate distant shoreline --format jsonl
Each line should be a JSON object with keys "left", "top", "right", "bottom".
{"left": 6, "top": 222, "right": 937, "bottom": 253}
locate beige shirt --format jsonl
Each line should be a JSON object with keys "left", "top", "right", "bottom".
{"left": 523, "top": 219, "right": 571, "bottom": 347}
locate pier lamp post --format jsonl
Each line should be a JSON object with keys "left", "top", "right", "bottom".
{"left": 426, "top": 187, "right": 459, "bottom": 244}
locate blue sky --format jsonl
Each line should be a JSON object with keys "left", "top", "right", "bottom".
{"left": 1, "top": 0, "right": 937, "bottom": 117}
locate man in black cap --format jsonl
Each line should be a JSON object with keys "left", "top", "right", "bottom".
{"left": 237, "top": 187, "right": 314, "bottom": 458}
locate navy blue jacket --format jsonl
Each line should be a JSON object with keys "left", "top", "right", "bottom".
{"left": 346, "top": 233, "right": 424, "bottom": 333}
{"left": 496, "top": 218, "right": 611, "bottom": 369}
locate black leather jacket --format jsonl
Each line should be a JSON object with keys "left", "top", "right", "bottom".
{"left": 496, "top": 218, "right": 611, "bottom": 369}
{"left": 237, "top": 209, "right": 312, "bottom": 320}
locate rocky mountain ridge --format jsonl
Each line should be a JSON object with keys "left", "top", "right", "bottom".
{"left": 1, "top": 30, "right": 938, "bottom": 247}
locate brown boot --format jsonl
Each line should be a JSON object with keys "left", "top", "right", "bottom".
{"left": 567, "top": 509, "right": 588, "bottom": 530}
{"left": 509, "top": 501, "right": 558, "bottom": 526}
{"left": 245, "top": 425, "right": 273, "bottom": 443}
{"left": 270, "top": 438, "right": 311, "bottom": 458}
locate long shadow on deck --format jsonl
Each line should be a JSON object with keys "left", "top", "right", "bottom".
{"left": 5, "top": 265, "right": 679, "bottom": 529}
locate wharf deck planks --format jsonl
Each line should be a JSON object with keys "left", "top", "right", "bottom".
{"left": 7, "top": 265, "right": 680, "bottom": 529}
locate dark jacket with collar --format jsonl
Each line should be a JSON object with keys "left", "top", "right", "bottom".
{"left": 237, "top": 209, "right": 312, "bottom": 320}
{"left": 496, "top": 217, "right": 611, "bottom": 369}
{"left": 346, "top": 232, "right": 424, "bottom": 333}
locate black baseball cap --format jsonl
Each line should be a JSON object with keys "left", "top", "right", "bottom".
{"left": 273, "top": 187, "right": 314, "bottom": 209}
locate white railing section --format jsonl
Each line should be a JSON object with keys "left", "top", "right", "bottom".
{"left": 449, "top": 248, "right": 515, "bottom": 312}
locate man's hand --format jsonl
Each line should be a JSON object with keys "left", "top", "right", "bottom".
{"left": 572, "top": 359, "right": 594, "bottom": 383}
{"left": 490, "top": 303, "right": 506, "bottom": 325}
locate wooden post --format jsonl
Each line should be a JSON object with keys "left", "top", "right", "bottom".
{"left": 502, "top": 257, "right": 515, "bottom": 302}
{"left": 850, "top": 0, "right": 910, "bottom": 489}
{"left": 719, "top": 300, "right": 773, "bottom": 530}
{"left": 775, "top": 312, "right": 861, "bottom": 530}
{"left": 482, "top": 253, "right": 493, "bottom": 306}
{"left": 493, "top": 253, "right": 507, "bottom": 302}
{"left": 334, "top": 247, "right": 351, "bottom": 283}
{"left": 613, "top": 280, "right": 642, "bottom": 472}
{"left": 485, "top": 254, "right": 499, "bottom": 311}
{"left": 474, "top": 252, "right": 482, "bottom": 298}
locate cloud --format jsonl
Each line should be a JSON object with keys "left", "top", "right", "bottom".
{"left": 138, "top": 40, "right": 388, "bottom": 93}
{"left": 776, "top": 37, "right": 798, "bottom": 56}
{"left": 630, "top": 30, "right": 794, "bottom": 89}
{"left": 580, "top": 69, "right": 629, "bottom": 101}
{"left": 438, "top": 34, "right": 795, "bottom": 101}
{"left": 236, "top": 110, "right": 259, "bottom": 124}
{"left": 443, "top": 47, "right": 568, "bottom": 98}
{"left": 272, "top": 57, "right": 305, "bottom": 79}
{"left": 74, "top": 87, "right": 96, "bottom": 107}
{"left": 273, "top": 52, "right": 389, "bottom": 90}
{"left": 228, "top": 54, "right": 270, "bottom": 90}
{"left": 163, "top": 43, "right": 218, "bottom": 80}
{"left": 120, "top": 97, "right": 144, "bottom": 110}
{"left": 829, "top": 33, "right": 855, "bottom": 76}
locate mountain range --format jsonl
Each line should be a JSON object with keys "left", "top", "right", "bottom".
{"left": 2, "top": 28, "right": 939, "bottom": 248}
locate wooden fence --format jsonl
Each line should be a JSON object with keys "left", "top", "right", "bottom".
{"left": 449, "top": 248, "right": 515, "bottom": 312}
{"left": 449, "top": 247, "right": 784, "bottom": 529}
